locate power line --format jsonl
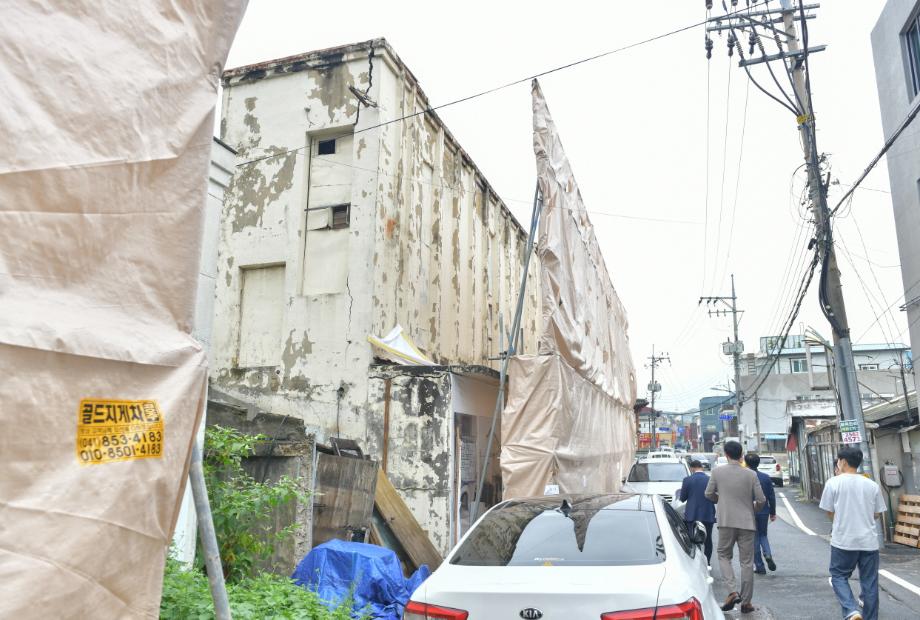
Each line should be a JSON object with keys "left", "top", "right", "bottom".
{"left": 711, "top": 60, "right": 734, "bottom": 294}
{"left": 854, "top": 277, "right": 920, "bottom": 343}
{"left": 235, "top": 1, "right": 772, "bottom": 169}
{"left": 307, "top": 157, "right": 703, "bottom": 225}
{"left": 703, "top": 55, "right": 712, "bottom": 294}
{"left": 717, "top": 77, "right": 751, "bottom": 291}
{"left": 747, "top": 245, "right": 822, "bottom": 399}
{"left": 830, "top": 94, "right": 920, "bottom": 216}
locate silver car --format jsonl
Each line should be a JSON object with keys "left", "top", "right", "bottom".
{"left": 621, "top": 457, "right": 692, "bottom": 512}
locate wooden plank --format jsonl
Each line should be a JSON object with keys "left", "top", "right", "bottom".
{"left": 894, "top": 524, "right": 919, "bottom": 537}
{"left": 897, "top": 515, "right": 920, "bottom": 526}
{"left": 312, "top": 454, "right": 378, "bottom": 547}
{"left": 374, "top": 468, "right": 443, "bottom": 570}
{"left": 898, "top": 494, "right": 920, "bottom": 503}
{"left": 899, "top": 504, "right": 920, "bottom": 515}
{"left": 893, "top": 534, "right": 919, "bottom": 547}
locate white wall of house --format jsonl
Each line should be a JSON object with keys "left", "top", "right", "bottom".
{"left": 872, "top": 0, "right": 920, "bottom": 391}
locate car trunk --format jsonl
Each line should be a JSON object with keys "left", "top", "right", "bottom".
{"left": 417, "top": 563, "right": 667, "bottom": 618}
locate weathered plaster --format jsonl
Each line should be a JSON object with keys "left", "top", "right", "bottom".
{"left": 214, "top": 39, "right": 541, "bottom": 553}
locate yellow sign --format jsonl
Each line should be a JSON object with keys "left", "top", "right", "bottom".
{"left": 76, "top": 399, "right": 164, "bottom": 465}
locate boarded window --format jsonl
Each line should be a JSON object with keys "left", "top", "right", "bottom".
{"left": 306, "top": 204, "right": 350, "bottom": 231}
{"left": 238, "top": 265, "right": 285, "bottom": 367}
{"left": 331, "top": 204, "right": 350, "bottom": 229}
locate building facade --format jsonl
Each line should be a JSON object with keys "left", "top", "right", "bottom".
{"left": 212, "top": 39, "right": 540, "bottom": 553}
{"left": 872, "top": 1, "right": 920, "bottom": 392}
{"left": 739, "top": 334, "right": 913, "bottom": 452}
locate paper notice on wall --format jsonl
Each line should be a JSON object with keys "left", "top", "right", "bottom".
{"left": 0, "top": 1, "right": 246, "bottom": 617}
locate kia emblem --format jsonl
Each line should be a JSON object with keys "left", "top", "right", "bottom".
{"left": 520, "top": 608, "right": 543, "bottom": 620}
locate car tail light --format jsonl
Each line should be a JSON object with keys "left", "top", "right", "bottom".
{"left": 602, "top": 598, "right": 703, "bottom": 620}
{"left": 404, "top": 601, "right": 469, "bottom": 620}
{"left": 776, "top": 464, "right": 781, "bottom": 471}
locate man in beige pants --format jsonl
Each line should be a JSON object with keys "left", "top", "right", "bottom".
{"left": 705, "top": 440, "right": 766, "bottom": 614}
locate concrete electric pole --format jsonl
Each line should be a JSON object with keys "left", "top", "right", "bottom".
{"left": 706, "top": 1, "right": 876, "bottom": 481}
{"left": 647, "top": 346, "right": 670, "bottom": 449}
{"left": 700, "top": 274, "right": 745, "bottom": 441}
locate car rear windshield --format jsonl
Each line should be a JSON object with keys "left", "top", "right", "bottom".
{"left": 760, "top": 457, "right": 776, "bottom": 464}
{"left": 450, "top": 503, "right": 664, "bottom": 567}
{"left": 628, "top": 463, "right": 687, "bottom": 482}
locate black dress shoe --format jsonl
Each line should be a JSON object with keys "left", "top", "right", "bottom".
{"left": 754, "top": 568, "right": 767, "bottom": 575}
{"left": 740, "top": 603, "right": 756, "bottom": 614}
{"left": 766, "top": 555, "right": 776, "bottom": 571}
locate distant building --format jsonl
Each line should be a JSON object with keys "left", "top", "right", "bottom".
{"left": 871, "top": 0, "right": 920, "bottom": 394}
{"left": 739, "top": 335, "right": 913, "bottom": 452}
{"left": 698, "top": 395, "right": 735, "bottom": 451}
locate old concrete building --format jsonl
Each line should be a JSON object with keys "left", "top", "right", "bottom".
{"left": 211, "top": 39, "right": 540, "bottom": 553}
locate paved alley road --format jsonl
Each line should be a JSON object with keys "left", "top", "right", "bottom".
{"left": 709, "top": 487, "right": 920, "bottom": 619}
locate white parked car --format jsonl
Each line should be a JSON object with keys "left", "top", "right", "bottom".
{"left": 405, "top": 494, "right": 722, "bottom": 619}
{"left": 621, "top": 457, "right": 691, "bottom": 511}
{"left": 756, "top": 455, "right": 785, "bottom": 487}
{"left": 713, "top": 456, "right": 728, "bottom": 468}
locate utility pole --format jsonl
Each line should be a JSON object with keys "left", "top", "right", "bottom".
{"left": 706, "top": 1, "right": 876, "bottom": 482}
{"left": 700, "top": 274, "right": 745, "bottom": 443}
{"left": 754, "top": 394, "right": 762, "bottom": 453}
{"left": 647, "top": 346, "right": 669, "bottom": 449}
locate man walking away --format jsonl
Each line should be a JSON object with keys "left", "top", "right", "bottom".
{"left": 819, "top": 446, "right": 887, "bottom": 620}
{"left": 705, "top": 440, "right": 766, "bottom": 614}
{"left": 744, "top": 453, "right": 777, "bottom": 574}
{"left": 680, "top": 459, "right": 716, "bottom": 563}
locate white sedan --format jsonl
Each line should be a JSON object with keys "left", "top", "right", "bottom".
{"left": 405, "top": 493, "right": 722, "bottom": 619}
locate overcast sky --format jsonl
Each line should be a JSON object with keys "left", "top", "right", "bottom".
{"left": 226, "top": 1, "right": 907, "bottom": 411}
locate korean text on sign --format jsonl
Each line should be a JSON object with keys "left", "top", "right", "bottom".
{"left": 76, "top": 399, "right": 165, "bottom": 465}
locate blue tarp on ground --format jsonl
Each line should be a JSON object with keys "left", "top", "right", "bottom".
{"left": 292, "top": 539, "right": 430, "bottom": 619}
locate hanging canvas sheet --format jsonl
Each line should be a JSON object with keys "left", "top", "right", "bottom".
{"left": 0, "top": 1, "right": 246, "bottom": 616}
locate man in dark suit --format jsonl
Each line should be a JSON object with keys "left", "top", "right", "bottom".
{"left": 680, "top": 459, "right": 717, "bottom": 563}
{"left": 745, "top": 453, "right": 778, "bottom": 574}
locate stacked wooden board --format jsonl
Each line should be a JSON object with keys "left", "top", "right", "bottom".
{"left": 373, "top": 468, "right": 443, "bottom": 570}
{"left": 893, "top": 494, "right": 920, "bottom": 548}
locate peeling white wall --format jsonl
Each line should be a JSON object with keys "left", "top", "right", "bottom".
{"left": 211, "top": 40, "right": 540, "bottom": 550}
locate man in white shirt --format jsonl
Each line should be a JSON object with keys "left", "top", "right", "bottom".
{"left": 819, "top": 446, "right": 887, "bottom": 620}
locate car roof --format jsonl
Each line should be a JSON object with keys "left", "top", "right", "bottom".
{"left": 494, "top": 493, "right": 657, "bottom": 513}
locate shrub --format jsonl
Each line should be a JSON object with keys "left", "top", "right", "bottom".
{"left": 202, "top": 425, "right": 306, "bottom": 581}
{"left": 161, "top": 558, "right": 361, "bottom": 620}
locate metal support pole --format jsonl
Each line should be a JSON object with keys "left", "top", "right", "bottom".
{"left": 730, "top": 275, "right": 744, "bottom": 440}
{"left": 189, "top": 441, "right": 231, "bottom": 620}
{"left": 651, "top": 345, "right": 657, "bottom": 450}
{"left": 471, "top": 182, "right": 542, "bottom": 522}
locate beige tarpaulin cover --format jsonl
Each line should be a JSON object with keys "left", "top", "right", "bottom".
{"left": 501, "top": 81, "right": 636, "bottom": 498}
{"left": 0, "top": 2, "right": 245, "bottom": 617}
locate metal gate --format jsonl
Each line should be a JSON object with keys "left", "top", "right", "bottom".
{"left": 805, "top": 440, "right": 837, "bottom": 502}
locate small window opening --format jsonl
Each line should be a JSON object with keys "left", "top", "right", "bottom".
{"left": 331, "top": 204, "right": 351, "bottom": 229}
{"left": 317, "top": 139, "right": 336, "bottom": 156}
